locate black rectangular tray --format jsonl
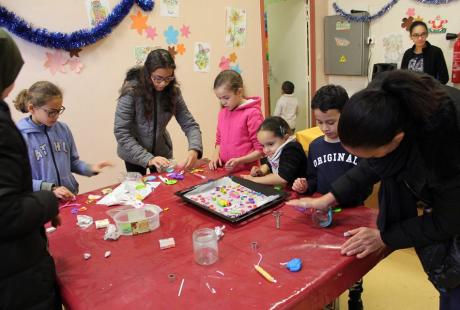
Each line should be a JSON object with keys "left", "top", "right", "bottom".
{"left": 175, "top": 176, "right": 288, "bottom": 223}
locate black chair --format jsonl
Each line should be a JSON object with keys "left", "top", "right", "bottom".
{"left": 372, "top": 63, "right": 397, "bottom": 80}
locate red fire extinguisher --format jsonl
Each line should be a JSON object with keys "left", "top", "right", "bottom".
{"left": 447, "top": 33, "right": 460, "bottom": 84}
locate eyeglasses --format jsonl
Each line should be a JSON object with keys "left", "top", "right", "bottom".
{"left": 40, "top": 106, "right": 65, "bottom": 117}
{"left": 151, "top": 74, "right": 175, "bottom": 84}
{"left": 411, "top": 32, "right": 427, "bottom": 39}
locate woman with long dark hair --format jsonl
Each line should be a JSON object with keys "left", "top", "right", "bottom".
{"left": 115, "top": 49, "right": 203, "bottom": 174}
{"left": 401, "top": 20, "right": 449, "bottom": 84}
{"left": 288, "top": 70, "right": 460, "bottom": 309}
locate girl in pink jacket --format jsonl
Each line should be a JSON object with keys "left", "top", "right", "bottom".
{"left": 209, "top": 70, "right": 264, "bottom": 172}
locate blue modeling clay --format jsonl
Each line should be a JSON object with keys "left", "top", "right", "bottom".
{"left": 286, "top": 258, "right": 302, "bottom": 272}
{"left": 144, "top": 176, "right": 157, "bottom": 182}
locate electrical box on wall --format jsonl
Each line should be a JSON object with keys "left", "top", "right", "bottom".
{"left": 324, "top": 13, "right": 370, "bottom": 76}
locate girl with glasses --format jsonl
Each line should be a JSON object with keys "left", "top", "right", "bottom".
{"left": 15, "top": 81, "right": 112, "bottom": 198}
{"left": 115, "top": 48, "right": 203, "bottom": 174}
{"left": 401, "top": 20, "right": 449, "bottom": 84}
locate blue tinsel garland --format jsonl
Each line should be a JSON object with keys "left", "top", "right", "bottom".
{"left": 0, "top": 0, "right": 154, "bottom": 50}
{"left": 333, "top": 0, "right": 399, "bottom": 22}
{"left": 333, "top": 0, "right": 457, "bottom": 23}
{"left": 414, "top": 0, "right": 457, "bottom": 3}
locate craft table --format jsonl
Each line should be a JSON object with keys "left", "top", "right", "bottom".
{"left": 48, "top": 169, "right": 386, "bottom": 310}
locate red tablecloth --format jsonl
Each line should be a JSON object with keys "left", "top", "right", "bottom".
{"left": 48, "top": 169, "right": 385, "bottom": 310}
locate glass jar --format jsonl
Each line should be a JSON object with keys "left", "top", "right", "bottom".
{"left": 193, "top": 228, "right": 219, "bottom": 265}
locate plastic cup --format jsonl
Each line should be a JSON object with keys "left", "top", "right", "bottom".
{"left": 165, "top": 159, "right": 177, "bottom": 173}
{"left": 123, "top": 172, "right": 143, "bottom": 194}
{"left": 311, "top": 207, "right": 333, "bottom": 228}
{"left": 193, "top": 228, "right": 218, "bottom": 265}
{"left": 125, "top": 172, "right": 142, "bottom": 181}
{"left": 160, "top": 159, "right": 177, "bottom": 173}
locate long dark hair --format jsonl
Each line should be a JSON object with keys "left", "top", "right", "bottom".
{"left": 119, "top": 49, "right": 179, "bottom": 118}
{"left": 339, "top": 70, "right": 459, "bottom": 177}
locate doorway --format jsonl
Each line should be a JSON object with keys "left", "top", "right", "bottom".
{"left": 263, "top": 0, "right": 311, "bottom": 131}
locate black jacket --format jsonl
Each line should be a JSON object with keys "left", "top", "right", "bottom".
{"left": 267, "top": 141, "right": 308, "bottom": 184}
{"left": 0, "top": 101, "right": 60, "bottom": 309}
{"left": 330, "top": 86, "right": 460, "bottom": 250}
{"left": 401, "top": 41, "right": 449, "bottom": 84}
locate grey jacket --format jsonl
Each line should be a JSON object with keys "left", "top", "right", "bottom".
{"left": 114, "top": 85, "right": 202, "bottom": 167}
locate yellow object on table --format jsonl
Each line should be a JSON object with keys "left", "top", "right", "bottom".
{"left": 254, "top": 264, "right": 277, "bottom": 283}
{"left": 295, "top": 126, "right": 323, "bottom": 153}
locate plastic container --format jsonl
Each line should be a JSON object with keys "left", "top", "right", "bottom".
{"left": 123, "top": 172, "right": 143, "bottom": 195}
{"left": 311, "top": 207, "right": 333, "bottom": 228}
{"left": 162, "top": 159, "right": 177, "bottom": 173}
{"left": 106, "top": 204, "right": 160, "bottom": 236}
{"left": 124, "top": 172, "right": 143, "bottom": 182}
{"left": 193, "top": 228, "right": 219, "bottom": 265}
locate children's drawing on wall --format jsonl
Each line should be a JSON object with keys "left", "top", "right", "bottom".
{"left": 225, "top": 7, "right": 247, "bottom": 48}
{"left": 86, "top": 0, "right": 109, "bottom": 27}
{"left": 382, "top": 34, "right": 404, "bottom": 64}
{"left": 44, "top": 50, "right": 84, "bottom": 75}
{"left": 428, "top": 15, "right": 448, "bottom": 33}
{"left": 134, "top": 46, "right": 156, "bottom": 65}
{"left": 193, "top": 42, "right": 211, "bottom": 72}
{"left": 160, "top": 0, "right": 179, "bottom": 17}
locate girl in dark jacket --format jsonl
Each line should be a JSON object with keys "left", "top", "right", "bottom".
{"left": 401, "top": 21, "right": 449, "bottom": 84}
{"left": 287, "top": 70, "right": 460, "bottom": 309}
{"left": 0, "top": 29, "right": 61, "bottom": 309}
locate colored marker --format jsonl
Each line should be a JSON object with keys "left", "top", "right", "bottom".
{"left": 192, "top": 173, "right": 206, "bottom": 179}
{"left": 254, "top": 264, "right": 277, "bottom": 283}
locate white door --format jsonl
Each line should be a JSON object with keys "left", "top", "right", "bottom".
{"left": 265, "top": 0, "right": 310, "bottom": 131}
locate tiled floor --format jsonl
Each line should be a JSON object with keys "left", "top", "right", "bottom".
{"left": 339, "top": 248, "right": 438, "bottom": 309}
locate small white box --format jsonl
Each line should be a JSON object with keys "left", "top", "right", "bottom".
{"left": 95, "top": 219, "right": 110, "bottom": 229}
{"left": 159, "top": 238, "right": 175, "bottom": 250}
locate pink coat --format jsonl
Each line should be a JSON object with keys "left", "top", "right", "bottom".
{"left": 216, "top": 96, "right": 264, "bottom": 170}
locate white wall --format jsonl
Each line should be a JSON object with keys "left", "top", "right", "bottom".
{"left": 326, "top": 0, "right": 460, "bottom": 94}
{"left": 4, "top": 0, "right": 264, "bottom": 193}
